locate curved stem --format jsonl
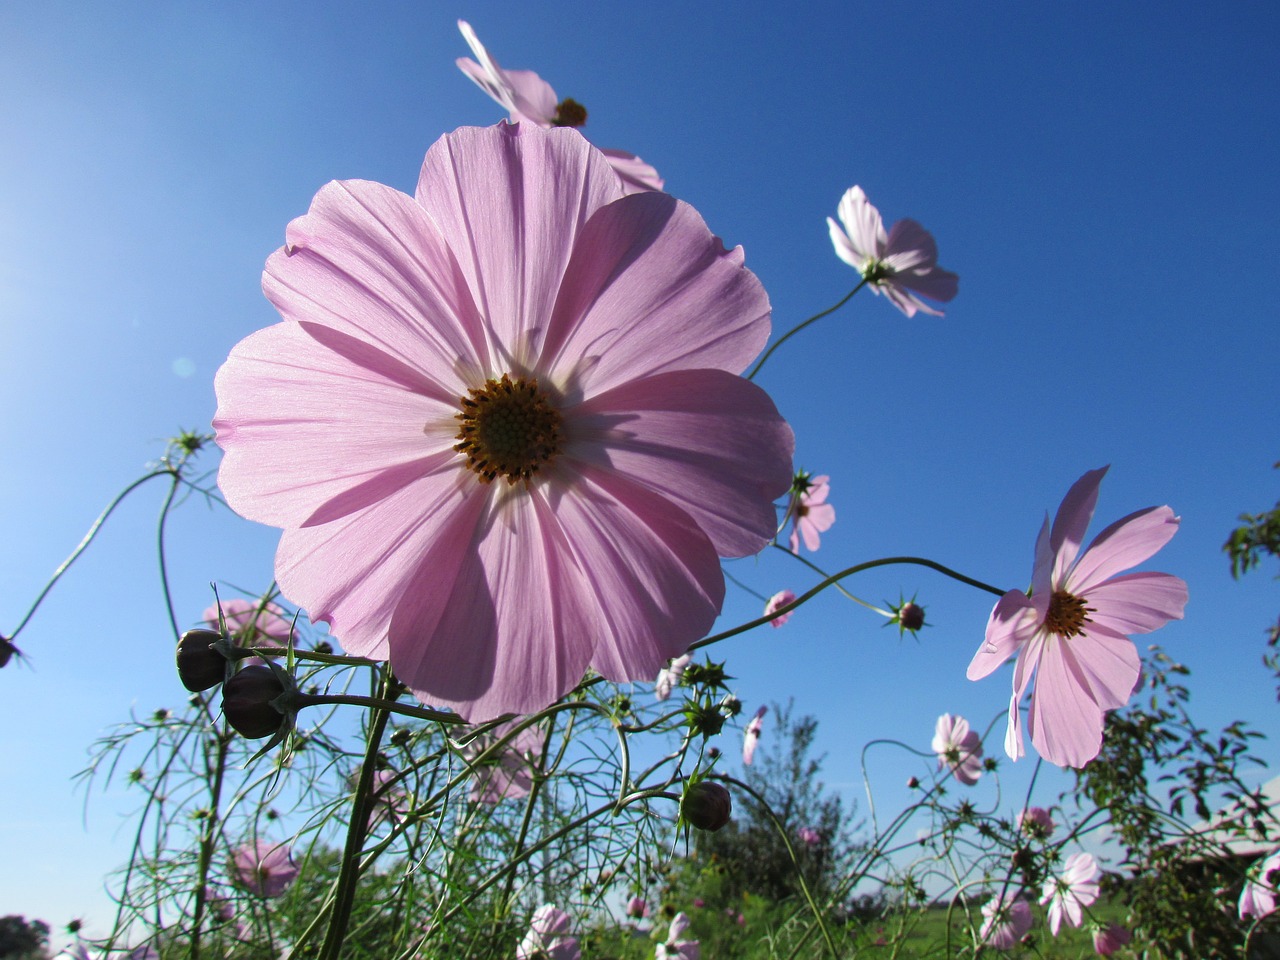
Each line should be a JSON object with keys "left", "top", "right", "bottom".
{"left": 747, "top": 280, "right": 866, "bottom": 381}
{"left": 155, "top": 471, "right": 183, "bottom": 641}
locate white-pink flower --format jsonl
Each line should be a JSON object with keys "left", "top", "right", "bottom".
{"left": 827, "top": 185, "right": 958, "bottom": 318}
{"left": 786, "top": 473, "right": 835, "bottom": 554}
{"left": 228, "top": 840, "right": 299, "bottom": 898}
{"left": 517, "top": 905, "right": 580, "bottom": 960}
{"left": 655, "top": 654, "right": 691, "bottom": 702}
{"left": 656, "top": 912, "right": 699, "bottom": 960}
{"left": 1092, "top": 922, "right": 1132, "bottom": 956}
{"left": 466, "top": 720, "right": 546, "bottom": 804}
{"left": 1041, "top": 852, "right": 1100, "bottom": 935}
{"left": 931, "top": 713, "right": 984, "bottom": 786}
{"left": 968, "top": 467, "right": 1187, "bottom": 768}
{"left": 743, "top": 705, "right": 767, "bottom": 765}
{"left": 203, "top": 597, "right": 291, "bottom": 643}
{"left": 1239, "top": 847, "right": 1280, "bottom": 920}
{"left": 213, "top": 123, "right": 793, "bottom": 722}
{"left": 1017, "top": 806, "right": 1055, "bottom": 838}
{"left": 456, "top": 21, "right": 663, "bottom": 195}
{"left": 979, "top": 894, "right": 1032, "bottom": 949}
{"left": 764, "top": 589, "right": 797, "bottom": 627}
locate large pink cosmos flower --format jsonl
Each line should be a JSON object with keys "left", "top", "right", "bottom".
{"left": 516, "top": 905, "right": 580, "bottom": 960}
{"left": 656, "top": 913, "right": 700, "bottom": 960}
{"left": 786, "top": 473, "right": 835, "bottom": 554}
{"left": 979, "top": 894, "right": 1032, "bottom": 949}
{"left": 1041, "top": 852, "right": 1100, "bottom": 935}
{"left": 931, "top": 713, "right": 984, "bottom": 786}
{"left": 457, "top": 21, "right": 663, "bottom": 195}
{"left": 827, "top": 186, "right": 958, "bottom": 318}
{"left": 1239, "top": 847, "right": 1280, "bottom": 920}
{"left": 743, "top": 705, "right": 767, "bottom": 765}
{"left": 228, "top": 840, "right": 299, "bottom": 898}
{"left": 213, "top": 123, "right": 793, "bottom": 721}
{"left": 968, "top": 467, "right": 1187, "bottom": 768}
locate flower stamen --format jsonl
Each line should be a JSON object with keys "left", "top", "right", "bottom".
{"left": 454, "top": 374, "right": 563, "bottom": 485}
{"left": 552, "top": 98, "right": 588, "bottom": 127}
{"left": 1044, "top": 590, "right": 1094, "bottom": 638}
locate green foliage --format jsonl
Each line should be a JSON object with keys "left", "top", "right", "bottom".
{"left": 0, "top": 916, "right": 50, "bottom": 960}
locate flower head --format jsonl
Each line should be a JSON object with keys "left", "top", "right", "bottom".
{"left": 1092, "top": 922, "right": 1132, "bottom": 956}
{"left": 517, "top": 905, "right": 580, "bottom": 960}
{"left": 1017, "top": 806, "right": 1055, "bottom": 839}
{"left": 203, "top": 598, "right": 291, "bottom": 643}
{"left": 655, "top": 654, "right": 691, "bottom": 702}
{"left": 968, "top": 467, "right": 1187, "bottom": 768}
{"left": 213, "top": 122, "right": 793, "bottom": 722}
{"left": 680, "top": 780, "right": 732, "bottom": 831}
{"left": 764, "top": 589, "right": 797, "bottom": 627}
{"left": 456, "top": 21, "right": 662, "bottom": 194}
{"left": 827, "top": 185, "right": 958, "bottom": 317}
{"left": 229, "top": 840, "right": 299, "bottom": 898}
{"left": 466, "top": 720, "right": 546, "bottom": 804}
{"left": 797, "top": 826, "right": 821, "bottom": 846}
{"left": 931, "top": 713, "right": 983, "bottom": 785}
{"left": 743, "top": 705, "right": 767, "bottom": 765}
{"left": 1041, "top": 852, "right": 1100, "bottom": 935}
{"left": 979, "top": 894, "right": 1032, "bottom": 949}
{"left": 625, "top": 895, "right": 649, "bottom": 919}
{"left": 786, "top": 472, "right": 835, "bottom": 554}
{"left": 656, "top": 912, "right": 699, "bottom": 960}
{"left": 1239, "top": 847, "right": 1280, "bottom": 920}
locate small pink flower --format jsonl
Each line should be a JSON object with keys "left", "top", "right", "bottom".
{"left": 656, "top": 913, "right": 700, "bottom": 960}
{"left": 692, "top": 898, "right": 705, "bottom": 908}
{"left": 626, "top": 895, "right": 649, "bottom": 919}
{"left": 1240, "top": 847, "right": 1280, "bottom": 920}
{"left": 467, "top": 721, "right": 546, "bottom": 804}
{"left": 213, "top": 122, "right": 793, "bottom": 722}
{"left": 786, "top": 473, "right": 835, "bottom": 554}
{"left": 827, "top": 185, "right": 958, "bottom": 318}
{"left": 203, "top": 598, "right": 291, "bottom": 643}
{"left": 980, "top": 894, "right": 1032, "bottom": 949}
{"left": 1017, "top": 806, "right": 1055, "bottom": 839}
{"left": 1041, "top": 852, "right": 1100, "bottom": 935}
{"left": 797, "top": 826, "right": 821, "bottom": 846}
{"left": 655, "top": 654, "right": 691, "bottom": 702}
{"left": 1092, "top": 922, "right": 1132, "bottom": 956}
{"left": 931, "top": 714, "right": 983, "bottom": 786}
{"left": 456, "top": 21, "right": 663, "bottom": 195}
{"left": 517, "top": 905, "right": 580, "bottom": 960}
{"left": 743, "top": 705, "right": 767, "bottom": 765}
{"left": 229, "top": 840, "right": 299, "bottom": 898}
{"left": 968, "top": 467, "right": 1187, "bottom": 768}
{"left": 764, "top": 589, "right": 797, "bottom": 627}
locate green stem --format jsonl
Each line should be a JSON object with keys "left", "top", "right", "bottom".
{"left": 190, "top": 725, "right": 230, "bottom": 960}
{"left": 293, "top": 691, "right": 463, "bottom": 725}
{"left": 747, "top": 280, "right": 866, "bottom": 381}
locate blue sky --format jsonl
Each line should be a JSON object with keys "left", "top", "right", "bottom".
{"left": 2, "top": 0, "right": 1278, "bottom": 935}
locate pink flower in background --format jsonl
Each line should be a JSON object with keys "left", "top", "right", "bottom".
{"left": 743, "top": 705, "right": 767, "bottom": 765}
{"left": 764, "top": 589, "right": 797, "bottom": 627}
{"left": 1239, "top": 847, "right": 1280, "bottom": 920}
{"left": 516, "top": 905, "right": 580, "bottom": 960}
{"left": 1041, "top": 852, "right": 1100, "bottom": 935}
{"left": 229, "top": 840, "right": 299, "bottom": 898}
{"left": 1092, "top": 922, "right": 1132, "bottom": 956}
{"left": 203, "top": 598, "right": 291, "bottom": 642}
{"left": 656, "top": 913, "right": 700, "bottom": 960}
{"left": 467, "top": 721, "right": 546, "bottom": 804}
{"left": 786, "top": 473, "right": 835, "bottom": 554}
{"left": 1017, "top": 806, "right": 1055, "bottom": 838}
{"left": 827, "top": 185, "right": 958, "bottom": 318}
{"left": 213, "top": 122, "right": 793, "bottom": 722}
{"left": 456, "top": 21, "right": 663, "bottom": 195}
{"left": 625, "top": 895, "right": 649, "bottom": 919}
{"left": 931, "top": 713, "right": 984, "bottom": 785}
{"left": 968, "top": 467, "right": 1187, "bottom": 768}
{"left": 655, "top": 654, "right": 691, "bottom": 702}
{"left": 797, "top": 826, "right": 821, "bottom": 846}
{"left": 980, "top": 895, "right": 1032, "bottom": 949}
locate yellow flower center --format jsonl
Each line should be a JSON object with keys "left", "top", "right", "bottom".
{"left": 454, "top": 374, "right": 563, "bottom": 485}
{"left": 1044, "top": 590, "right": 1094, "bottom": 638}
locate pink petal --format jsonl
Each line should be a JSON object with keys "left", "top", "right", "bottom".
{"left": 1049, "top": 467, "right": 1108, "bottom": 583}
{"left": 1068, "top": 505, "right": 1181, "bottom": 592}
{"left": 1085, "top": 571, "right": 1188, "bottom": 635}
{"left": 263, "top": 178, "right": 490, "bottom": 389}
{"left": 456, "top": 21, "right": 519, "bottom": 114}
{"left": 880, "top": 284, "right": 941, "bottom": 318}
{"left": 538, "top": 192, "right": 771, "bottom": 395}
{"left": 568, "top": 369, "right": 793, "bottom": 556}
{"left": 597, "top": 148, "right": 665, "bottom": 195}
{"left": 882, "top": 219, "right": 939, "bottom": 272}
{"left": 968, "top": 590, "right": 1039, "bottom": 681}
{"left": 835, "top": 186, "right": 885, "bottom": 260}
{"left": 896, "top": 263, "right": 959, "bottom": 303}
{"left": 827, "top": 216, "right": 864, "bottom": 270}
{"left": 799, "top": 504, "right": 835, "bottom": 551}
{"left": 503, "top": 68, "right": 560, "bottom": 126}
{"left": 414, "top": 123, "right": 623, "bottom": 366}
{"left": 213, "top": 322, "right": 459, "bottom": 529}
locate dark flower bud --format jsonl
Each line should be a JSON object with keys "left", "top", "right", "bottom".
{"left": 707, "top": 746, "right": 721, "bottom": 760}
{"left": 0, "top": 635, "right": 18, "bottom": 669}
{"left": 313, "top": 640, "right": 333, "bottom": 655}
{"left": 898, "top": 602, "right": 925, "bottom": 632}
{"left": 177, "top": 628, "right": 227, "bottom": 692}
{"left": 907, "top": 776, "right": 920, "bottom": 789}
{"left": 681, "top": 781, "right": 732, "bottom": 831}
{"left": 222, "top": 665, "right": 287, "bottom": 739}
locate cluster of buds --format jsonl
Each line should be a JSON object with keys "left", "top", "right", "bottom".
{"left": 175, "top": 627, "right": 299, "bottom": 741}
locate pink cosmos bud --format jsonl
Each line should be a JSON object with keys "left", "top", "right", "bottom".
{"left": 221, "top": 665, "right": 286, "bottom": 739}
{"left": 681, "top": 781, "right": 732, "bottom": 831}
{"left": 626, "top": 895, "right": 648, "bottom": 919}
{"left": 692, "top": 898, "right": 705, "bottom": 908}
{"left": 797, "top": 826, "right": 821, "bottom": 846}
{"left": 1092, "top": 922, "right": 1131, "bottom": 956}
{"left": 898, "top": 602, "right": 925, "bottom": 632}
{"left": 177, "top": 629, "right": 227, "bottom": 692}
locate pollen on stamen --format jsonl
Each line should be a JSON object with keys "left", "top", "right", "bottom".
{"left": 453, "top": 374, "right": 563, "bottom": 486}
{"left": 552, "top": 98, "right": 588, "bottom": 127}
{"left": 1044, "top": 590, "right": 1095, "bottom": 639}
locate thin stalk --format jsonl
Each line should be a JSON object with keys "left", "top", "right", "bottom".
{"left": 747, "top": 280, "right": 866, "bottom": 380}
